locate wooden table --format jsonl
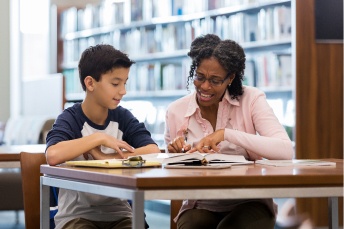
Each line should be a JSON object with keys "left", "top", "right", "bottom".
{"left": 40, "top": 159, "right": 343, "bottom": 229}
{"left": 0, "top": 144, "right": 46, "bottom": 161}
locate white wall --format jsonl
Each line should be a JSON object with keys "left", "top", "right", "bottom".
{"left": 0, "top": 0, "right": 53, "bottom": 123}
{"left": 0, "top": 0, "right": 11, "bottom": 122}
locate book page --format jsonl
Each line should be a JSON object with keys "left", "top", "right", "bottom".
{"left": 204, "top": 154, "right": 250, "bottom": 163}
{"left": 164, "top": 163, "right": 232, "bottom": 169}
{"left": 158, "top": 152, "right": 253, "bottom": 166}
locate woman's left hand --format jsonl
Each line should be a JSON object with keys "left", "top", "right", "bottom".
{"left": 188, "top": 129, "right": 225, "bottom": 153}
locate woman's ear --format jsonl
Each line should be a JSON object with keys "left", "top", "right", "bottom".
{"left": 229, "top": 74, "right": 235, "bottom": 84}
{"left": 84, "top": 76, "right": 94, "bottom": 91}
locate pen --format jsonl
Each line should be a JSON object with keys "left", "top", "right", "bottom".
{"left": 181, "top": 129, "right": 188, "bottom": 153}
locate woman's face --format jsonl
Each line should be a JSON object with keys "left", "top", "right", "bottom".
{"left": 193, "top": 57, "right": 233, "bottom": 108}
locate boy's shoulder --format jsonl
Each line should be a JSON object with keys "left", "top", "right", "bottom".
{"left": 60, "top": 103, "right": 82, "bottom": 116}
{"left": 109, "top": 105, "right": 129, "bottom": 116}
{"left": 107, "top": 105, "right": 135, "bottom": 122}
{"left": 55, "top": 103, "right": 84, "bottom": 124}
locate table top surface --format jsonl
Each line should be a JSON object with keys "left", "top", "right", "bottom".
{"left": 0, "top": 144, "right": 46, "bottom": 161}
{"left": 41, "top": 159, "right": 343, "bottom": 190}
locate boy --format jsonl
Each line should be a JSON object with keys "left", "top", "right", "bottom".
{"left": 46, "top": 44, "right": 160, "bottom": 229}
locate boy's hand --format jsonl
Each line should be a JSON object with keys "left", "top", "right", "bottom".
{"left": 100, "top": 134, "right": 135, "bottom": 158}
{"left": 83, "top": 146, "right": 102, "bottom": 160}
{"left": 85, "top": 145, "right": 134, "bottom": 160}
{"left": 107, "top": 141, "right": 134, "bottom": 159}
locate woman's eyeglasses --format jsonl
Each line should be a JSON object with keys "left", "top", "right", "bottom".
{"left": 193, "top": 74, "right": 229, "bottom": 87}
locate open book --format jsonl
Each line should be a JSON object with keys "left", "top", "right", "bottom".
{"left": 158, "top": 153, "right": 253, "bottom": 168}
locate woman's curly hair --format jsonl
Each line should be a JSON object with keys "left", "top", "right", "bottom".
{"left": 187, "top": 34, "right": 246, "bottom": 100}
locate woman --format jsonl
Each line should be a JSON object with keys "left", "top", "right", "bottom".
{"left": 164, "top": 34, "right": 294, "bottom": 229}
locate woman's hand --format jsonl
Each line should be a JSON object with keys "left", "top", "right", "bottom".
{"left": 167, "top": 136, "right": 191, "bottom": 153}
{"left": 188, "top": 129, "right": 225, "bottom": 153}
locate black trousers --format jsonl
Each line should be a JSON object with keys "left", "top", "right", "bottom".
{"left": 177, "top": 201, "right": 275, "bottom": 229}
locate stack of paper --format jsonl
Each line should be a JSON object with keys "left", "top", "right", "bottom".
{"left": 255, "top": 159, "right": 336, "bottom": 167}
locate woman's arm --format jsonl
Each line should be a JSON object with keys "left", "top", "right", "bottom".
{"left": 188, "top": 92, "right": 294, "bottom": 160}
{"left": 225, "top": 129, "right": 294, "bottom": 160}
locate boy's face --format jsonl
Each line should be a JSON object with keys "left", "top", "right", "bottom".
{"left": 91, "top": 67, "right": 129, "bottom": 110}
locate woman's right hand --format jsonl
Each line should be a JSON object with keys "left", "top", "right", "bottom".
{"left": 167, "top": 136, "right": 191, "bottom": 153}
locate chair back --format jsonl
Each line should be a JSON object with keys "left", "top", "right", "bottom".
{"left": 170, "top": 200, "right": 183, "bottom": 229}
{"left": 20, "top": 151, "right": 46, "bottom": 229}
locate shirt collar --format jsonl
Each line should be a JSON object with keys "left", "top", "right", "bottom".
{"left": 184, "top": 89, "right": 240, "bottom": 118}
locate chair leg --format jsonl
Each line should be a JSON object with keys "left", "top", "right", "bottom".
{"left": 15, "top": 211, "right": 19, "bottom": 224}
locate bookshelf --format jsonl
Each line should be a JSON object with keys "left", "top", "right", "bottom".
{"left": 54, "top": 0, "right": 294, "bottom": 146}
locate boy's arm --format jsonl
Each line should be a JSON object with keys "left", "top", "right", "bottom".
{"left": 132, "top": 144, "right": 161, "bottom": 156}
{"left": 85, "top": 144, "right": 161, "bottom": 160}
{"left": 46, "top": 132, "right": 134, "bottom": 166}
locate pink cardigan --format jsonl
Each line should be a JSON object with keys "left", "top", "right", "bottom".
{"left": 164, "top": 86, "right": 294, "bottom": 222}
{"left": 164, "top": 86, "right": 294, "bottom": 160}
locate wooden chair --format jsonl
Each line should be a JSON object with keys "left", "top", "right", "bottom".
{"left": 170, "top": 200, "right": 183, "bottom": 229}
{"left": 0, "top": 161, "right": 24, "bottom": 224}
{"left": 20, "top": 151, "right": 47, "bottom": 229}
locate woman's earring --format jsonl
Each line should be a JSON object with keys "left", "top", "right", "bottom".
{"left": 228, "top": 83, "right": 231, "bottom": 86}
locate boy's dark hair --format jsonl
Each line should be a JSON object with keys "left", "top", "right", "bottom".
{"left": 187, "top": 34, "right": 246, "bottom": 100}
{"left": 78, "top": 44, "right": 135, "bottom": 91}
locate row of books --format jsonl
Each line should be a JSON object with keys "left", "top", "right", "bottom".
{"left": 63, "top": 51, "right": 291, "bottom": 98}
{"left": 59, "top": 0, "right": 208, "bottom": 35}
{"left": 60, "top": 0, "right": 284, "bottom": 35}
{"left": 251, "top": 52, "right": 292, "bottom": 88}
{"left": 128, "top": 62, "right": 190, "bottom": 92}
{"left": 62, "top": 5, "right": 291, "bottom": 65}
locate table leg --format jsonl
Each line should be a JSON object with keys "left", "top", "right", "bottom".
{"left": 131, "top": 191, "right": 145, "bottom": 229}
{"left": 328, "top": 197, "right": 339, "bottom": 229}
{"left": 40, "top": 176, "right": 50, "bottom": 229}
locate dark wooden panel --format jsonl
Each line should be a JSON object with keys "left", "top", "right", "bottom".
{"left": 296, "top": 0, "right": 343, "bottom": 159}
{"left": 295, "top": 0, "right": 343, "bottom": 226}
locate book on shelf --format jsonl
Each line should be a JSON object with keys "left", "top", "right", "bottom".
{"left": 255, "top": 159, "right": 336, "bottom": 167}
{"left": 157, "top": 152, "right": 253, "bottom": 167}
